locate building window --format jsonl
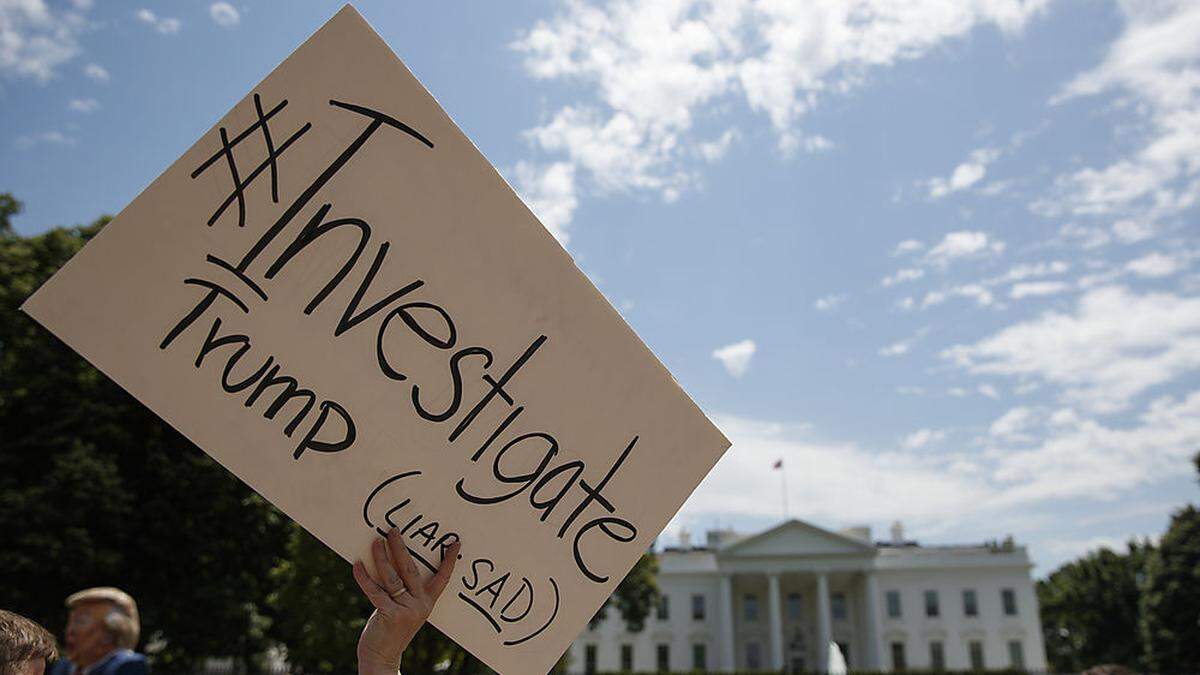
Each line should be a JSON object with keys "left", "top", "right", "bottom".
{"left": 656, "top": 594, "right": 669, "bottom": 621}
{"left": 1008, "top": 640, "right": 1025, "bottom": 669}
{"left": 1002, "top": 588, "right": 1018, "bottom": 616}
{"left": 786, "top": 592, "right": 802, "bottom": 621}
{"left": 886, "top": 590, "right": 902, "bottom": 618}
{"left": 584, "top": 645, "right": 597, "bottom": 675}
{"left": 832, "top": 592, "right": 847, "bottom": 620}
{"left": 746, "top": 642, "right": 762, "bottom": 670}
{"left": 929, "top": 641, "right": 945, "bottom": 671}
{"left": 924, "top": 590, "right": 940, "bottom": 618}
{"left": 656, "top": 643, "right": 670, "bottom": 672}
{"left": 692, "top": 643, "right": 707, "bottom": 671}
{"left": 968, "top": 640, "right": 985, "bottom": 670}
{"left": 621, "top": 644, "right": 634, "bottom": 671}
{"left": 891, "top": 641, "right": 907, "bottom": 672}
{"left": 744, "top": 593, "right": 759, "bottom": 621}
{"left": 963, "top": 589, "right": 978, "bottom": 617}
{"left": 692, "top": 593, "right": 706, "bottom": 621}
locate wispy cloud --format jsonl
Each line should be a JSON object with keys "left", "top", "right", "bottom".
{"left": 943, "top": 285, "right": 1200, "bottom": 413}
{"left": 15, "top": 130, "right": 74, "bottom": 148}
{"left": 0, "top": 0, "right": 90, "bottom": 81}
{"left": 924, "top": 147, "right": 1000, "bottom": 199}
{"left": 82, "top": 62, "right": 109, "bottom": 83}
{"left": 512, "top": 161, "right": 577, "bottom": 245}
{"left": 135, "top": 8, "right": 181, "bottom": 34}
{"left": 712, "top": 339, "right": 757, "bottom": 378}
{"left": 67, "top": 97, "right": 98, "bottom": 112}
{"left": 209, "top": 2, "right": 240, "bottom": 28}
{"left": 813, "top": 294, "right": 846, "bottom": 312}
{"left": 512, "top": 0, "right": 1049, "bottom": 235}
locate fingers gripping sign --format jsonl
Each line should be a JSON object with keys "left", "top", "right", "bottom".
{"left": 353, "top": 528, "right": 461, "bottom": 674}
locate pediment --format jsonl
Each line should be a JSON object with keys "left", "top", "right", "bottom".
{"left": 720, "top": 519, "right": 874, "bottom": 557}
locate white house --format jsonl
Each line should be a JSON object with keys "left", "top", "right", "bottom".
{"left": 569, "top": 519, "right": 1047, "bottom": 673}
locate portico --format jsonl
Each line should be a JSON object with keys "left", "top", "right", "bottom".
{"left": 714, "top": 521, "right": 883, "bottom": 672}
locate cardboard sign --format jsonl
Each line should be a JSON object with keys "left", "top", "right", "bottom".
{"left": 22, "top": 6, "right": 729, "bottom": 673}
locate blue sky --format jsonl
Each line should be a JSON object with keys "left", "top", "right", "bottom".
{"left": 3, "top": 0, "right": 1199, "bottom": 575}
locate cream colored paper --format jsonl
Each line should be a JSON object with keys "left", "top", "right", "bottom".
{"left": 21, "top": 6, "right": 730, "bottom": 673}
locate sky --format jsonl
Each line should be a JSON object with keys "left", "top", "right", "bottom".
{"left": 3, "top": 0, "right": 1199, "bottom": 576}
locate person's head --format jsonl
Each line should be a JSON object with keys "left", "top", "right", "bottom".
{"left": 62, "top": 588, "right": 139, "bottom": 667}
{"left": 0, "top": 609, "right": 58, "bottom": 675}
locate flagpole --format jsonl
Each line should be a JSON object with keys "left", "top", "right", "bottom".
{"left": 781, "top": 464, "right": 789, "bottom": 519}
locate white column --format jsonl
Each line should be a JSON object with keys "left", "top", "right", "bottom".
{"left": 768, "top": 573, "right": 784, "bottom": 670}
{"left": 863, "top": 572, "right": 883, "bottom": 670}
{"left": 719, "top": 574, "right": 736, "bottom": 672}
{"left": 816, "top": 572, "right": 832, "bottom": 674}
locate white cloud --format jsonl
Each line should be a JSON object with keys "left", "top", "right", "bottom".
{"left": 82, "top": 62, "right": 108, "bottom": 82}
{"left": 513, "top": 0, "right": 1049, "bottom": 229}
{"left": 943, "top": 285, "right": 1200, "bottom": 413}
{"left": 990, "top": 390, "right": 1200, "bottom": 505}
{"left": 990, "top": 406, "right": 1034, "bottom": 438}
{"left": 1126, "top": 252, "right": 1181, "bottom": 278}
{"left": 978, "top": 384, "right": 1000, "bottom": 399}
{"left": 1042, "top": 1, "right": 1200, "bottom": 226}
{"left": 902, "top": 428, "right": 946, "bottom": 449}
{"left": 892, "top": 239, "right": 925, "bottom": 256}
{"left": 0, "top": 0, "right": 89, "bottom": 81}
{"left": 881, "top": 267, "right": 925, "bottom": 287}
{"left": 712, "top": 339, "right": 757, "bottom": 377}
{"left": 879, "top": 341, "right": 910, "bottom": 357}
{"left": 921, "top": 283, "right": 995, "bottom": 309}
{"left": 15, "top": 129, "right": 73, "bottom": 148}
{"left": 925, "top": 147, "right": 1000, "bottom": 198}
{"left": 697, "top": 129, "right": 738, "bottom": 163}
{"left": 1112, "top": 219, "right": 1156, "bottom": 244}
{"left": 512, "top": 161, "right": 577, "bottom": 245}
{"left": 799, "top": 134, "right": 834, "bottom": 154}
{"left": 678, "top": 393, "right": 1199, "bottom": 538}
{"left": 680, "top": 415, "right": 992, "bottom": 525}
{"left": 67, "top": 96, "right": 97, "bottom": 112}
{"left": 813, "top": 294, "right": 845, "bottom": 311}
{"left": 924, "top": 230, "right": 1006, "bottom": 266}
{"left": 209, "top": 2, "right": 239, "bottom": 28}
{"left": 1010, "top": 280, "right": 1070, "bottom": 299}
{"left": 993, "top": 260, "right": 1070, "bottom": 284}
{"left": 135, "top": 8, "right": 180, "bottom": 34}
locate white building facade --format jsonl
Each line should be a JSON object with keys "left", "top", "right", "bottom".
{"left": 569, "top": 519, "right": 1048, "bottom": 673}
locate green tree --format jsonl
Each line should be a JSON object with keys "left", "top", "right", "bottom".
{"left": 589, "top": 552, "right": 661, "bottom": 633}
{"left": 0, "top": 194, "right": 289, "bottom": 670}
{"left": 1037, "top": 542, "right": 1152, "bottom": 672}
{"left": 1139, "top": 452, "right": 1200, "bottom": 674}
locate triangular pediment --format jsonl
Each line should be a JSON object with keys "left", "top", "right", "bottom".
{"left": 720, "top": 519, "right": 874, "bottom": 557}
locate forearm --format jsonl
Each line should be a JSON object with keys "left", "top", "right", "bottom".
{"left": 358, "top": 658, "right": 400, "bottom": 675}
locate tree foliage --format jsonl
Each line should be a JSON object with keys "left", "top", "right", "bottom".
{"left": 589, "top": 552, "right": 660, "bottom": 635}
{"left": 1037, "top": 542, "right": 1152, "bottom": 672}
{"left": 1139, "top": 459, "right": 1200, "bottom": 674}
{"left": 0, "top": 195, "right": 289, "bottom": 669}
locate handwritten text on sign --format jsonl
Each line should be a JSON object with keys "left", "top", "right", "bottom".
{"left": 22, "top": 7, "right": 730, "bottom": 673}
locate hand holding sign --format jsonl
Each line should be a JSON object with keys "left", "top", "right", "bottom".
{"left": 353, "top": 529, "right": 461, "bottom": 674}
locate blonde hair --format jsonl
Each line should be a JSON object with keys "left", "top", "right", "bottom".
{"left": 65, "top": 587, "right": 140, "bottom": 650}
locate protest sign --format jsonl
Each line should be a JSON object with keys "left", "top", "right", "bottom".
{"left": 22, "top": 6, "right": 730, "bottom": 672}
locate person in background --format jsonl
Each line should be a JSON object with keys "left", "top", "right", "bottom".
{"left": 352, "top": 527, "right": 461, "bottom": 675}
{"left": 0, "top": 609, "right": 58, "bottom": 675}
{"left": 48, "top": 588, "right": 147, "bottom": 675}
